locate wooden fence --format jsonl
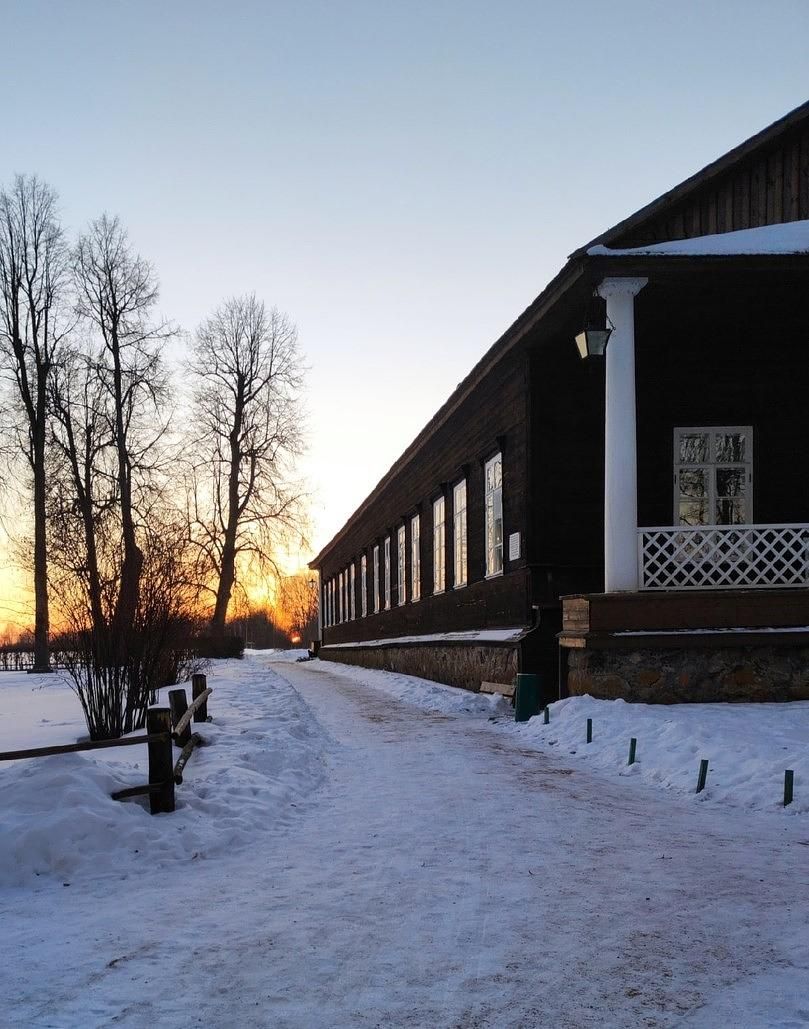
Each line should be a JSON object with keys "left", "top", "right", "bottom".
{"left": 0, "top": 672, "right": 212, "bottom": 815}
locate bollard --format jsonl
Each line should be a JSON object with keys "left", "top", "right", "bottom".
{"left": 628, "top": 737, "right": 637, "bottom": 765}
{"left": 696, "top": 758, "right": 709, "bottom": 794}
{"left": 784, "top": 769, "right": 794, "bottom": 807}
{"left": 168, "top": 688, "right": 192, "bottom": 747}
{"left": 147, "top": 707, "right": 175, "bottom": 814}
{"left": 191, "top": 673, "right": 208, "bottom": 722}
{"left": 514, "top": 673, "right": 540, "bottom": 723}
{"left": 586, "top": 717, "right": 593, "bottom": 744}
{"left": 543, "top": 706, "right": 550, "bottom": 725}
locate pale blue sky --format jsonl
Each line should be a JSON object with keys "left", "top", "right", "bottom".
{"left": 3, "top": 0, "right": 809, "bottom": 561}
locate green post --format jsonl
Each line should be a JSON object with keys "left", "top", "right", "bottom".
{"left": 514, "top": 673, "right": 540, "bottom": 723}
{"left": 628, "top": 737, "right": 637, "bottom": 765}
{"left": 784, "top": 769, "right": 794, "bottom": 807}
{"left": 586, "top": 717, "right": 592, "bottom": 743}
{"left": 543, "top": 706, "right": 550, "bottom": 725}
{"left": 696, "top": 758, "right": 709, "bottom": 794}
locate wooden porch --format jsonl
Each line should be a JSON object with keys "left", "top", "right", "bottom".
{"left": 560, "top": 588, "right": 809, "bottom": 651}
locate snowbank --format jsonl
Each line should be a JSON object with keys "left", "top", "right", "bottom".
{"left": 504, "top": 694, "right": 809, "bottom": 815}
{"left": 0, "top": 656, "right": 328, "bottom": 887}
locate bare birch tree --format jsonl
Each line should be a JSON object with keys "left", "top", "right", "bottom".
{"left": 188, "top": 295, "right": 305, "bottom": 637}
{"left": 0, "top": 175, "right": 69, "bottom": 671}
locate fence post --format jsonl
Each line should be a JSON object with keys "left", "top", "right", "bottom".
{"left": 147, "top": 707, "right": 175, "bottom": 814}
{"left": 191, "top": 673, "right": 208, "bottom": 722}
{"left": 168, "top": 688, "right": 191, "bottom": 747}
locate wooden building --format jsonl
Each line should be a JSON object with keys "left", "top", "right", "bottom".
{"left": 311, "top": 100, "right": 809, "bottom": 703}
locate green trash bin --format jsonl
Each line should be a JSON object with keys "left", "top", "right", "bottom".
{"left": 514, "top": 672, "right": 540, "bottom": 723}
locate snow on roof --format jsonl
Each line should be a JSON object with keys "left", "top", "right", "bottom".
{"left": 587, "top": 219, "right": 809, "bottom": 257}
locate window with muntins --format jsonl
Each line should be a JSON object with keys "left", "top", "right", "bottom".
{"left": 485, "top": 453, "right": 503, "bottom": 577}
{"left": 410, "top": 513, "right": 421, "bottom": 602}
{"left": 433, "top": 495, "right": 446, "bottom": 593}
{"left": 397, "top": 525, "right": 406, "bottom": 605}
{"left": 674, "top": 426, "right": 753, "bottom": 526}
{"left": 360, "top": 555, "right": 367, "bottom": 617}
{"left": 349, "top": 563, "right": 356, "bottom": 620}
{"left": 384, "top": 536, "right": 392, "bottom": 609}
{"left": 453, "top": 479, "right": 467, "bottom": 588}
{"left": 373, "top": 545, "right": 380, "bottom": 613}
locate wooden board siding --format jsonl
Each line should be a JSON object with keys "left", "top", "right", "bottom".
{"left": 562, "top": 589, "right": 809, "bottom": 634}
{"left": 319, "top": 347, "right": 532, "bottom": 645}
{"left": 608, "top": 123, "right": 809, "bottom": 248}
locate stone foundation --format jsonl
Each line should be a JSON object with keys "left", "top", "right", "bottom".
{"left": 319, "top": 642, "right": 518, "bottom": 693}
{"left": 567, "top": 644, "right": 809, "bottom": 703}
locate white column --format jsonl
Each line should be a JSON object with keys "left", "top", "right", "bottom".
{"left": 597, "top": 276, "right": 648, "bottom": 592}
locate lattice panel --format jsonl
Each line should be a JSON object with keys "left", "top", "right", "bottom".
{"left": 638, "top": 524, "right": 809, "bottom": 590}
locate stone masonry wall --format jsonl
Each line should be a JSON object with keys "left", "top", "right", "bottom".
{"left": 567, "top": 644, "right": 809, "bottom": 703}
{"left": 319, "top": 643, "right": 518, "bottom": 693}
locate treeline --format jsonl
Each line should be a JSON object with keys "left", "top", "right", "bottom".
{"left": 0, "top": 174, "right": 313, "bottom": 738}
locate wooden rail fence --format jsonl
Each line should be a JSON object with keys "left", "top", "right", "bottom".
{"left": 0, "top": 674, "right": 213, "bottom": 815}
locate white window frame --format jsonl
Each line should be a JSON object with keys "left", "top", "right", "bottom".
{"left": 360, "top": 555, "right": 367, "bottom": 618}
{"left": 349, "top": 563, "right": 356, "bottom": 620}
{"left": 673, "top": 425, "right": 753, "bottom": 526}
{"left": 397, "top": 525, "right": 406, "bottom": 605}
{"left": 373, "top": 545, "right": 380, "bottom": 614}
{"left": 410, "top": 513, "right": 421, "bottom": 603}
{"left": 338, "top": 571, "right": 344, "bottom": 623}
{"left": 433, "top": 495, "right": 446, "bottom": 594}
{"left": 453, "top": 478, "right": 467, "bottom": 588}
{"left": 328, "top": 579, "right": 334, "bottom": 626}
{"left": 484, "top": 452, "right": 503, "bottom": 578}
{"left": 384, "top": 535, "right": 392, "bottom": 610}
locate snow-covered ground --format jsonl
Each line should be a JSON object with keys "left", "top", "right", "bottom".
{"left": 1, "top": 653, "right": 808, "bottom": 1027}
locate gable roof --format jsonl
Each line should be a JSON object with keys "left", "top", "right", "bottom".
{"left": 575, "top": 98, "right": 809, "bottom": 255}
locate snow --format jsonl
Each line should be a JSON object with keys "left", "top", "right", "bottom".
{"left": 0, "top": 659, "right": 327, "bottom": 887}
{"left": 322, "top": 626, "right": 527, "bottom": 647}
{"left": 2, "top": 653, "right": 809, "bottom": 1027}
{"left": 588, "top": 218, "right": 809, "bottom": 256}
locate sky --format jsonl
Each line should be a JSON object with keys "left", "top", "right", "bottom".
{"left": 1, "top": 0, "right": 808, "bottom": 626}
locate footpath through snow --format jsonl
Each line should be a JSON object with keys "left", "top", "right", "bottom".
{"left": 1, "top": 653, "right": 808, "bottom": 1027}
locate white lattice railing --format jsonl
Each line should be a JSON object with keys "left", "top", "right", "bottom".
{"left": 638, "top": 523, "right": 809, "bottom": 590}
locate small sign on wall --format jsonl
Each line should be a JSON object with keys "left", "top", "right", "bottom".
{"left": 508, "top": 532, "right": 521, "bottom": 561}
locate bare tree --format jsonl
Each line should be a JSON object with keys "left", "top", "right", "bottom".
{"left": 73, "top": 213, "right": 172, "bottom": 660}
{"left": 0, "top": 175, "right": 69, "bottom": 671}
{"left": 188, "top": 295, "right": 305, "bottom": 637}
{"left": 277, "top": 573, "right": 318, "bottom": 643}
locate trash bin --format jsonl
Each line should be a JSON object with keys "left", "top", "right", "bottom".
{"left": 514, "top": 672, "right": 540, "bottom": 722}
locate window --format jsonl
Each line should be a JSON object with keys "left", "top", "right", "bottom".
{"left": 674, "top": 426, "right": 753, "bottom": 526}
{"left": 338, "top": 571, "right": 344, "bottom": 623}
{"left": 328, "top": 579, "right": 334, "bottom": 627}
{"left": 360, "top": 555, "right": 367, "bottom": 617}
{"left": 453, "top": 479, "right": 467, "bottom": 588}
{"left": 433, "top": 495, "right": 446, "bottom": 593}
{"left": 384, "top": 536, "right": 392, "bottom": 609}
{"left": 397, "top": 525, "right": 406, "bottom": 605}
{"left": 485, "top": 453, "right": 503, "bottom": 577}
{"left": 373, "top": 545, "right": 380, "bottom": 613}
{"left": 349, "top": 563, "right": 356, "bottom": 620}
{"left": 410, "top": 513, "right": 421, "bottom": 602}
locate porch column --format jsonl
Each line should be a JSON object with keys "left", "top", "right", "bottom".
{"left": 597, "top": 276, "right": 648, "bottom": 592}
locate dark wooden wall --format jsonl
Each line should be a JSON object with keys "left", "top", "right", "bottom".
{"left": 613, "top": 123, "right": 809, "bottom": 247}
{"left": 319, "top": 347, "right": 533, "bottom": 644}
{"left": 527, "top": 329, "right": 605, "bottom": 602}
{"left": 635, "top": 273, "right": 809, "bottom": 527}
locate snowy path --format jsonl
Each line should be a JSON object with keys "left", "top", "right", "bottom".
{"left": 2, "top": 655, "right": 809, "bottom": 1027}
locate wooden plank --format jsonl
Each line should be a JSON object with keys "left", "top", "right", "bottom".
{"left": 172, "top": 689, "right": 212, "bottom": 739}
{"left": 0, "top": 733, "right": 168, "bottom": 763}
{"left": 479, "top": 680, "right": 516, "bottom": 698}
